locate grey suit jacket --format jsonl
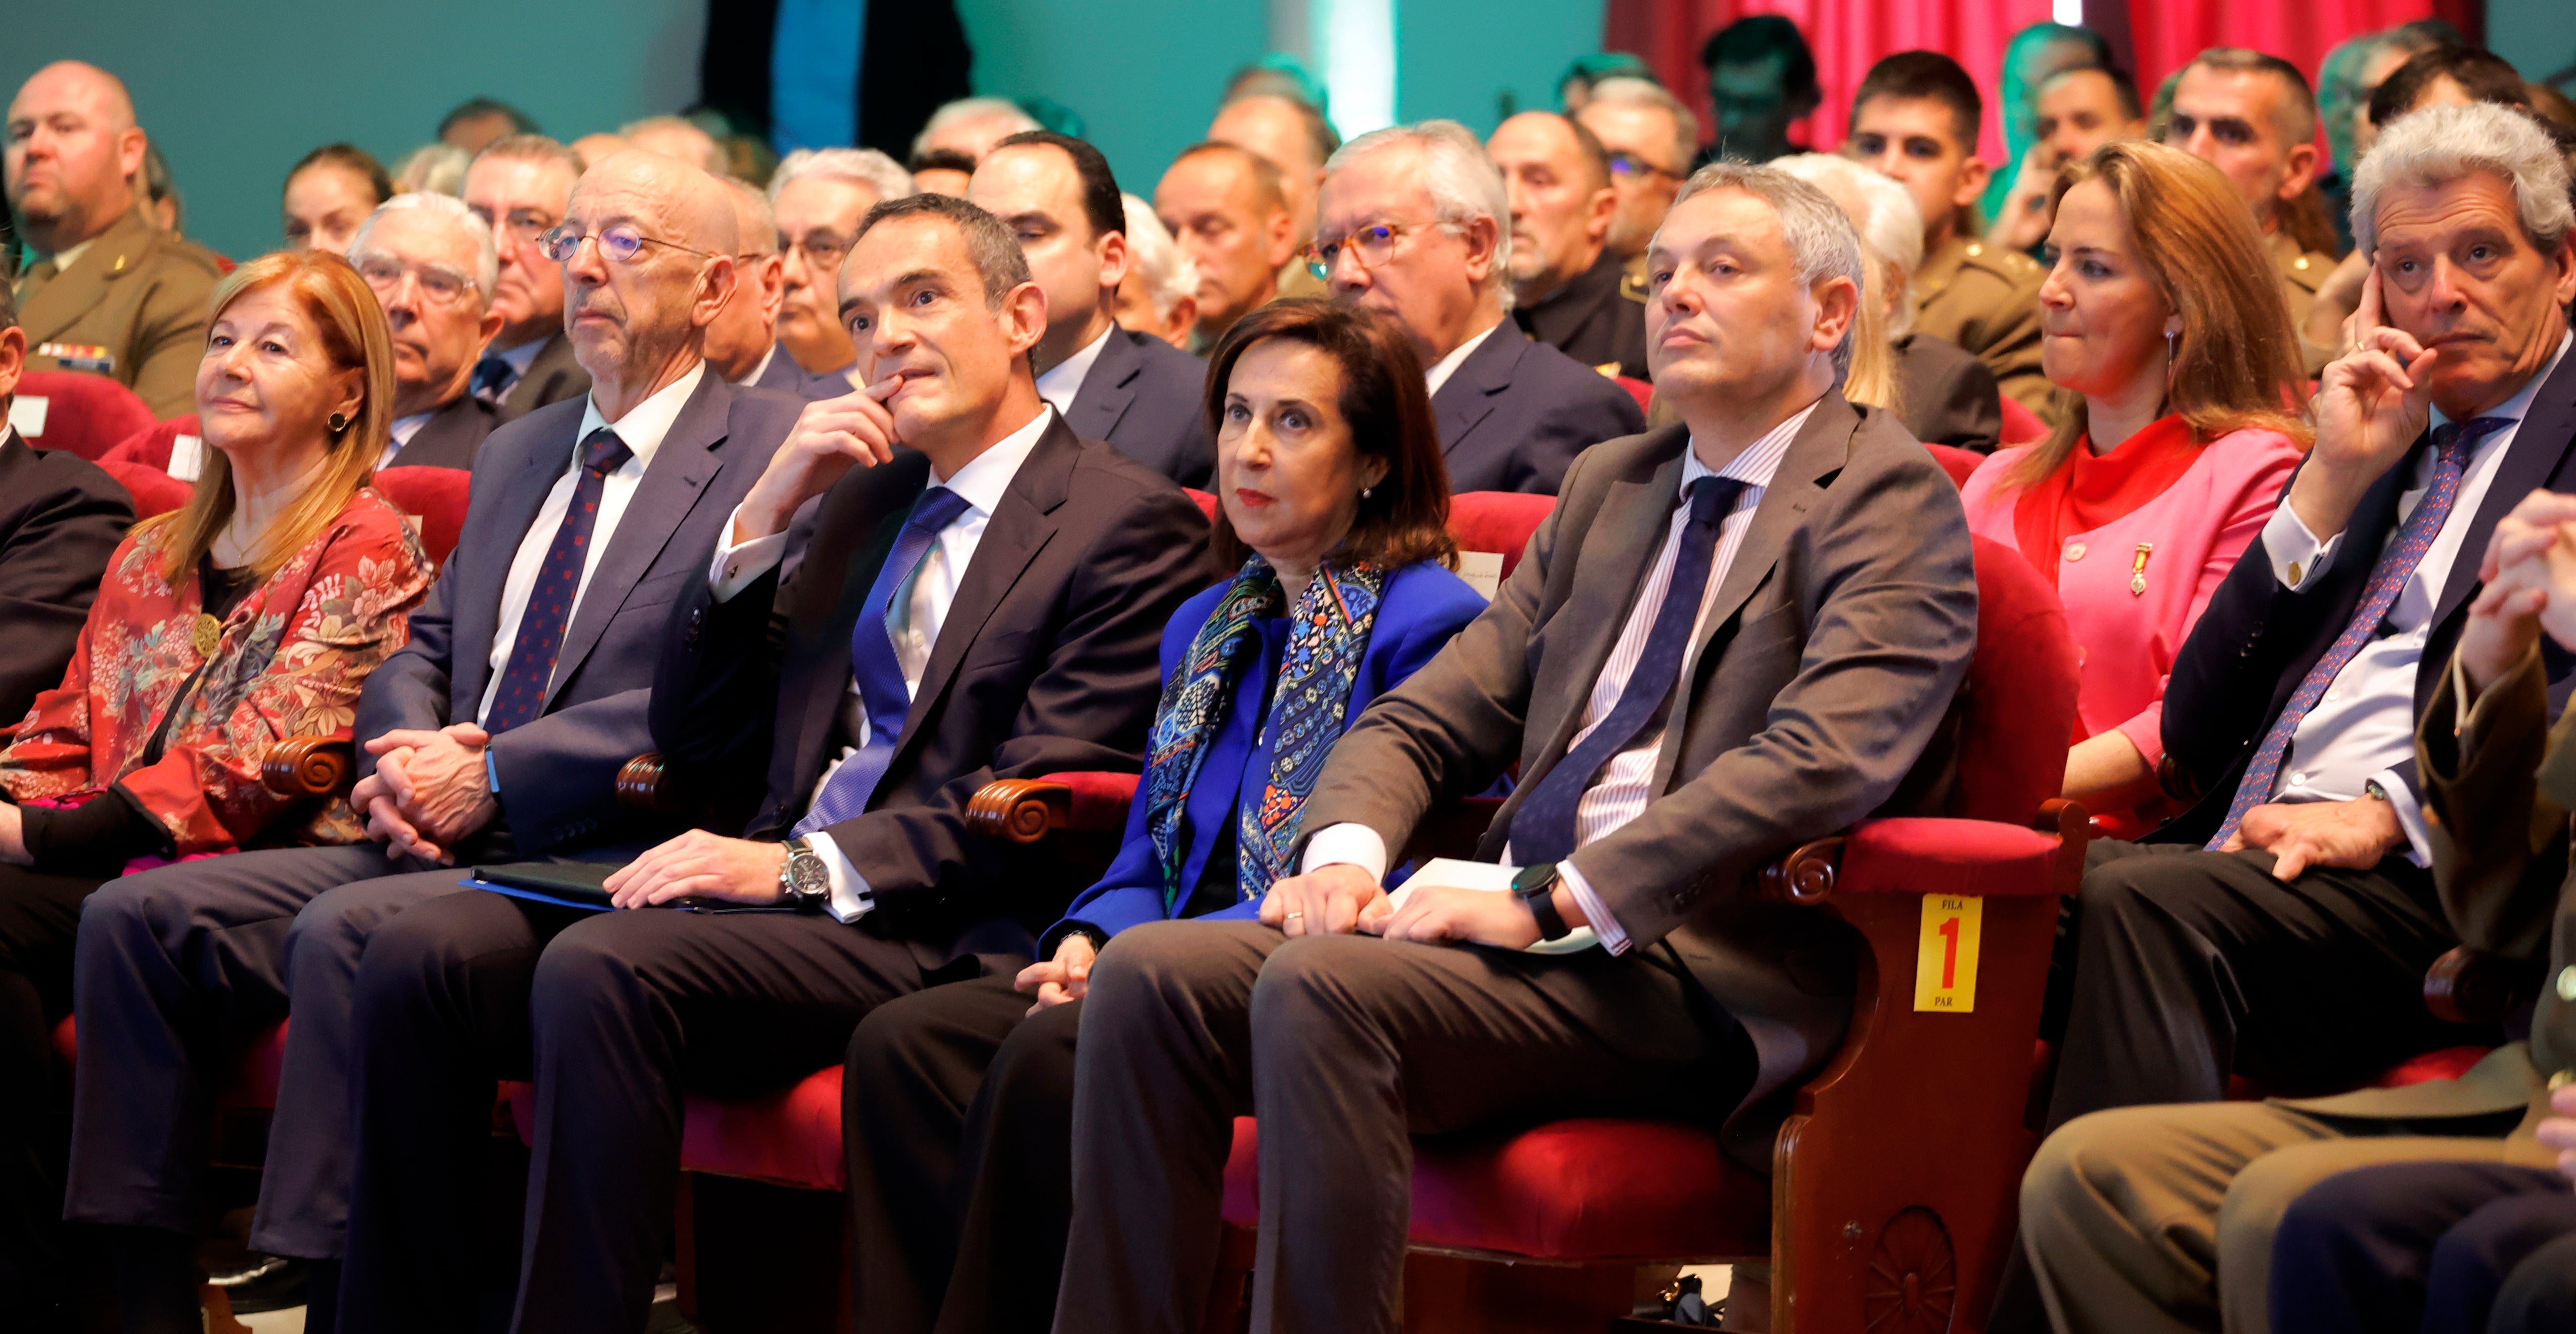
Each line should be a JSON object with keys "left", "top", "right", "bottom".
{"left": 1063, "top": 326, "right": 1215, "bottom": 488}
{"left": 1299, "top": 397, "right": 1979, "bottom": 1168}
{"left": 352, "top": 370, "right": 797, "bottom": 855}
{"left": 750, "top": 345, "right": 850, "bottom": 401}
{"left": 386, "top": 394, "right": 499, "bottom": 471}
{"left": 1432, "top": 324, "right": 1646, "bottom": 494}
{"left": 497, "top": 331, "right": 591, "bottom": 422}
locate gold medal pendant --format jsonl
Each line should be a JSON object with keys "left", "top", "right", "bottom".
{"left": 193, "top": 613, "right": 222, "bottom": 658}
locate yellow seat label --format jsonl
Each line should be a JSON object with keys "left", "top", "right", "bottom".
{"left": 1914, "top": 894, "right": 1982, "bottom": 1012}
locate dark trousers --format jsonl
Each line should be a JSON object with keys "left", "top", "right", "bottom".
{"left": 337, "top": 892, "right": 940, "bottom": 1334}
{"left": 60, "top": 843, "right": 477, "bottom": 1259}
{"left": 0, "top": 863, "right": 109, "bottom": 1316}
{"left": 845, "top": 972, "right": 1082, "bottom": 1334}
{"left": 1051, "top": 920, "right": 1747, "bottom": 1334}
{"left": 2269, "top": 1159, "right": 2576, "bottom": 1334}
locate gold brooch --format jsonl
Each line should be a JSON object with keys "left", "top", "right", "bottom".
{"left": 193, "top": 613, "right": 222, "bottom": 658}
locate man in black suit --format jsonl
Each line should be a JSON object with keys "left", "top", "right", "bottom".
{"left": 1490, "top": 110, "right": 1650, "bottom": 380}
{"left": 0, "top": 283, "right": 129, "bottom": 727}
{"left": 708, "top": 176, "right": 849, "bottom": 401}
{"left": 331, "top": 191, "right": 1209, "bottom": 1331}
{"left": 59, "top": 151, "right": 795, "bottom": 1331}
{"left": 969, "top": 130, "right": 1216, "bottom": 487}
{"left": 460, "top": 136, "right": 592, "bottom": 421}
{"left": 1317, "top": 121, "right": 1643, "bottom": 494}
{"left": 346, "top": 193, "right": 505, "bottom": 471}
{"left": 1996, "top": 100, "right": 2576, "bottom": 1334}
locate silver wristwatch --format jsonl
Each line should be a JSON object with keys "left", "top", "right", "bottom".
{"left": 778, "top": 836, "right": 831, "bottom": 912}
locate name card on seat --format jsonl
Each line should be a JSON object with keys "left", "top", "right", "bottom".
{"left": 7, "top": 396, "right": 47, "bottom": 439}
{"left": 1457, "top": 550, "right": 1503, "bottom": 601}
{"left": 169, "top": 434, "right": 206, "bottom": 480}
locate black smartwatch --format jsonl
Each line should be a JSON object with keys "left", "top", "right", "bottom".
{"left": 777, "top": 836, "right": 832, "bottom": 912}
{"left": 1512, "top": 862, "right": 1572, "bottom": 941}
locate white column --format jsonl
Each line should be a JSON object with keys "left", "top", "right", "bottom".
{"left": 1269, "top": 0, "right": 1398, "bottom": 139}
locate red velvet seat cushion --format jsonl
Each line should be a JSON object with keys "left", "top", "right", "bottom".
{"left": 1955, "top": 537, "right": 2079, "bottom": 826}
{"left": 1925, "top": 443, "right": 1984, "bottom": 490}
{"left": 99, "top": 413, "right": 202, "bottom": 471}
{"left": 506, "top": 1067, "right": 854, "bottom": 1192}
{"left": 15, "top": 369, "right": 159, "bottom": 459}
{"left": 1449, "top": 493, "right": 1554, "bottom": 580}
{"left": 95, "top": 459, "right": 194, "bottom": 518}
{"left": 1841, "top": 818, "right": 2062, "bottom": 898}
{"left": 1059, "top": 771, "right": 1143, "bottom": 834}
{"left": 51, "top": 1016, "right": 291, "bottom": 1112}
{"left": 374, "top": 466, "right": 473, "bottom": 567}
{"left": 1998, "top": 395, "right": 2048, "bottom": 446}
{"left": 1183, "top": 488, "right": 1219, "bottom": 522}
{"left": 2371, "top": 1045, "right": 2492, "bottom": 1087}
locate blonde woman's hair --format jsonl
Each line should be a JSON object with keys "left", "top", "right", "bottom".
{"left": 2008, "top": 140, "right": 2312, "bottom": 489}
{"left": 150, "top": 249, "right": 395, "bottom": 582}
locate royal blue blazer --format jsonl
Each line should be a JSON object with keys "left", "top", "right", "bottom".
{"left": 1038, "top": 559, "right": 1489, "bottom": 952}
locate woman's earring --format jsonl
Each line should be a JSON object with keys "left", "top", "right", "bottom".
{"left": 327, "top": 411, "right": 351, "bottom": 434}
{"left": 1361, "top": 486, "right": 1373, "bottom": 499}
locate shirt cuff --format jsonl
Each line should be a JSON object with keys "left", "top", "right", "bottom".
{"left": 708, "top": 501, "right": 788, "bottom": 603}
{"left": 1557, "top": 860, "right": 1631, "bottom": 955}
{"left": 810, "top": 832, "right": 875, "bottom": 923}
{"left": 1299, "top": 822, "right": 1389, "bottom": 882}
{"left": 2263, "top": 503, "right": 2339, "bottom": 591}
{"left": 2370, "top": 768, "right": 2432, "bottom": 868}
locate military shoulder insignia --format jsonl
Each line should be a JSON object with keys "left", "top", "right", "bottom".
{"left": 1594, "top": 362, "right": 1623, "bottom": 379}
{"left": 1620, "top": 268, "right": 1650, "bottom": 303}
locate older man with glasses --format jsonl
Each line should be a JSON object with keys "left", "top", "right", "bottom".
{"left": 459, "top": 134, "right": 591, "bottom": 420}
{"left": 769, "top": 146, "right": 914, "bottom": 387}
{"left": 345, "top": 192, "right": 507, "bottom": 470}
{"left": 1575, "top": 76, "right": 1700, "bottom": 268}
{"left": 1309, "top": 119, "right": 1642, "bottom": 494}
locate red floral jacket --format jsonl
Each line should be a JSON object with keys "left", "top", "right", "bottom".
{"left": 1, "top": 487, "right": 433, "bottom": 854}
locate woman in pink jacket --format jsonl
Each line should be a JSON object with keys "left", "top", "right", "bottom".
{"left": 1962, "top": 141, "right": 2313, "bottom": 836}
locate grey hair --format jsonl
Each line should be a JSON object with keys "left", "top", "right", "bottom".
{"left": 718, "top": 176, "right": 781, "bottom": 254}
{"left": 617, "top": 115, "right": 727, "bottom": 174}
{"left": 856, "top": 192, "right": 1034, "bottom": 310}
{"left": 348, "top": 192, "right": 500, "bottom": 303}
{"left": 1121, "top": 192, "right": 1201, "bottom": 319}
{"left": 1768, "top": 153, "right": 1923, "bottom": 335}
{"left": 1582, "top": 76, "right": 1701, "bottom": 176}
{"left": 2352, "top": 102, "right": 2574, "bottom": 258}
{"left": 1664, "top": 161, "right": 1868, "bottom": 375}
{"left": 768, "top": 147, "right": 915, "bottom": 207}
{"left": 392, "top": 143, "right": 470, "bottom": 197}
{"left": 469, "top": 134, "right": 587, "bottom": 181}
{"left": 1328, "top": 120, "right": 1516, "bottom": 311}
{"left": 909, "top": 97, "right": 1042, "bottom": 158}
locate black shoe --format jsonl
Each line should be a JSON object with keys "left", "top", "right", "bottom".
{"left": 206, "top": 1253, "right": 308, "bottom": 1315}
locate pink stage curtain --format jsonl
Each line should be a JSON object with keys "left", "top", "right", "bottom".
{"left": 2128, "top": 0, "right": 2479, "bottom": 103}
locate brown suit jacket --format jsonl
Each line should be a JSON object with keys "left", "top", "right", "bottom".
{"left": 12, "top": 207, "right": 221, "bottom": 418}
{"left": 1297, "top": 396, "right": 1980, "bottom": 1166}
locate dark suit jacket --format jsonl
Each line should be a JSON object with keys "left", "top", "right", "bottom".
{"left": 695, "top": 0, "right": 970, "bottom": 160}
{"left": 2160, "top": 350, "right": 2576, "bottom": 846}
{"left": 497, "top": 332, "right": 590, "bottom": 423}
{"left": 1892, "top": 332, "right": 2003, "bottom": 455}
{"left": 750, "top": 345, "right": 849, "bottom": 401}
{"left": 652, "top": 412, "right": 1215, "bottom": 963}
{"left": 1298, "top": 398, "right": 1979, "bottom": 1169}
{"left": 1063, "top": 327, "right": 1216, "bottom": 489}
{"left": 1433, "top": 325, "right": 1646, "bottom": 494}
{"left": 0, "top": 428, "right": 133, "bottom": 724}
{"left": 353, "top": 370, "right": 797, "bottom": 856}
{"left": 1513, "top": 248, "right": 1649, "bottom": 381}
{"left": 387, "top": 394, "right": 500, "bottom": 471}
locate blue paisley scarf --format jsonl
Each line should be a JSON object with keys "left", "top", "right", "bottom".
{"left": 1141, "top": 556, "right": 1388, "bottom": 913}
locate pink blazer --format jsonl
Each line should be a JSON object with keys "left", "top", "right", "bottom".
{"left": 1961, "top": 427, "right": 2304, "bottom": 770}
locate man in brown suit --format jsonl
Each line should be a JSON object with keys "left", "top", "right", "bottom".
{"left": 1051, "top": 161, "right": 1978, "bottom": 1334}
{"left": 4, "top": 61, "right": 219, "bottom": 418}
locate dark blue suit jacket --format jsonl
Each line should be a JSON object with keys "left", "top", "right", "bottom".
{"left": 1063, "top": 326, "right": 1216, "bottom": 488}
{"left": 2159, "top": 347, "right": 2576, "bottom": 845}
{"left": 1433, "top": 324, "right": 1645, "bottom": 495}
{"left": 1039, "top": 560, "right": 1488, "bottom": 950}
{"left": 352, "top": 370, "right": 798, "bottom": 855}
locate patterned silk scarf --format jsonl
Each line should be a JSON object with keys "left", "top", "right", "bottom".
{"left": 1142, "top": 556, "right": 1388, "bottom": 913}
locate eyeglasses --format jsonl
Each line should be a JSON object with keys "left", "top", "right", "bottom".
{"left": 784, "top": 231, "right": 853, "bottom": 275}
{"left": 1606, "top": 151, "right": 1682, "bottom": 182}
{"left": 475, "top": 207, "right": 557, "bottom": 245}
{"left": 353, "top": 255, "right": 477, "bottom": 306}
{"left": 536, "top": 223, "right": 718, "bottom": 265}
{"left": 1303, "top": 221, "right": 1441, "bottom": 280}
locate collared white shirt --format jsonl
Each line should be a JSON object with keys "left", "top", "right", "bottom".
{"left": 1302, "top": 399, "right": 1816, "bottom": 952}
{"left": 379, "top": 410, "right": 436, "bottom": 470}
{"left": 2258, "top": 331, "right": 2572, "bottom": 864}
{"left": 476, "top": 361, "right": 703, "bottom": 725}
{"left": 705, "top": 403, "right": 1055, "bottom": 921}
{"left": 1422, "top": 320, "right": 1502, "bottom": 399}
{"left": 732, "top": 343, "right": 779, "bottom": 389}
{"left": 1034, "top": 324, "right": 1114, "bottom": 417}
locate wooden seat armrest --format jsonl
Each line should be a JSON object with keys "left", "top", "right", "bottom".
{"left": 2424, "top": 945, "right": 2543, "bottom": 1026}
{"left": 965, "top": 779, "right": 1074, "bottom": 844}
{"left": 261, "top": 737, "right": 353, "bottom": 797}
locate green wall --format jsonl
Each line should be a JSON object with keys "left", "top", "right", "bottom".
{"left": 1396, "top": 0, "right": 1606, "bottom": 133}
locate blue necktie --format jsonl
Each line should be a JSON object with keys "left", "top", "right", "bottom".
{"left": 484, "top": 428, "right": 631, "bottom": 734}
{"left": 471, "top": 355, "right": 514, "bottom": 403}
{"left": 1506, "top": 475, "right": 1746, "bottom": 865}
{"left": 794, "top": 486, "right": 976, "bottom": 836}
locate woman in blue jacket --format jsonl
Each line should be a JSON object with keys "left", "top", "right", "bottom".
{"left": 841, "top": 300, "right": 1490, "bottom": 1334}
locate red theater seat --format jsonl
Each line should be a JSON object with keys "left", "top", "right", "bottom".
{"left": 1926, "top": 442, "right": 1985, "bottom": 489}
{"left": 12, "top": 370, "right": 158, "bottom": 459}
{"left": 1614, "top": 375, "right": 1654, "bottom": 414}
{"left": 1182, "top": 488, "right": 1218, "bottom": 522}
{"left": 99, "top": 413, "right": 204, "bottom": 473}
{"left": 1999, "top": 394, "right": 2049, "bottom": 446}
{"left": 373, "top": 466, "right": 472, "bottom": 566}
{"left": 96, "top": 459, "right": 194, "bottom": 518}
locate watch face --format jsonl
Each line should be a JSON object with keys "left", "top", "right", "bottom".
{"left": 787, "top": 845, "right": 831, "bottom": 896}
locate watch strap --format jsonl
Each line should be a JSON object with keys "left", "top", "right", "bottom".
{"left": 1513, "top": 862, "right": 1571, "bottom": 941}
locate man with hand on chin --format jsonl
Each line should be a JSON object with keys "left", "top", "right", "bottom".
{"left": 1052, "top": 162, "right": 1978, "bottom": 1334}
{"left": 330, "top": 190, "right": 1209, "bottom": 1332}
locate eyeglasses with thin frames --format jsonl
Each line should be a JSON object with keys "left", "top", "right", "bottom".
{"left": 536, "top": 223, "right": 720, "bottom": 265}
{"left": 1303, "top": 221, "right": 1445, "bottom": 281}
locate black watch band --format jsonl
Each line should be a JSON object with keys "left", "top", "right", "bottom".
{"left": 1512, "top": 862, "right": 1571, "bottom": 941}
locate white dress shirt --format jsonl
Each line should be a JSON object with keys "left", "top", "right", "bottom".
{"left": 704, "top": 403, "right": 1055, "bottom": 920}
{"left": 2256, "top": 331, "right": 2572, "bottom": 864}
{"left": 1302, "top": 400, "right": 1815, "bottom": 953}
{"left": 379, "top": 410, "right": 435, "bottom": 470}
{"left": 1422, "top": 320, "right": 1502, "bottom": 399}
{"left": 1033, "top": 325, "right": 1113, "bottom": 417}
{"left": 732, "top": 343, "right": 779, "bottom": 389}
{"left": 477, "top": 362, "right": 701, "bottom": 725}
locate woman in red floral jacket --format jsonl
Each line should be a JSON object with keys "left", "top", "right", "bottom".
{"left": 0, "top": 249, "right": 431, "bottom": 1307}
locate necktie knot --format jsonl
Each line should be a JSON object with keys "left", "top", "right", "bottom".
{"left": 471, "top": 356, "right": 512, "bottom": 398}
{"left": 2433, "top": 415, "right": 2512, "bottom": 465}
{"left": 1686, "top": 474, "right": 1747, "bottom": 529}
{"left": 907, "top": 486, "right": 973, "bottom": 536}
{"left": 581, "top": 427, "right": 632, "bottom": 476}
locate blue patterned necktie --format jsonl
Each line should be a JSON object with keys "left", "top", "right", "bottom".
{"left": 794, "top": 486, "right": 977, "bottom": 836}
{"left": 1506, "top": 475, "right": 1746, "bottom": 865}
{"left": 484, "top": 427, "right": 631, "bottom": 734}
{"left": 2208, "top": 415, "right": 2513, "bottom": 847}
{"left": 471, "top": 355, "right": 514, "bottom": 403}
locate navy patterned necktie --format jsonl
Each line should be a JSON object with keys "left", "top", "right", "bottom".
{"left": 793, "top": 486, "right": 977, "bottom": 836}
{"left": 471, "top": 356, "right": 514, "bottom": 403}
{"left": 1506, "top": 475, "right": 1747, "bottom": 865}
{"left": 484, "top": 427, "right": 633, "bottom": 733}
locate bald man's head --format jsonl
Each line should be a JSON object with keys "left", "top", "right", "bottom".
{"left": 558, "top": 151, "right": 743, "bottom": 393}
{"left": 7, "top": 60, "right": 148, "bottom": 252}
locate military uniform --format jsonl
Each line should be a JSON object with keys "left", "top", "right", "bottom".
{"left": 1513, "top": 247, "right": 1649, "bottom": 381}
{"left": 11, "top": 207, "right": 221, "bottom": 418}
{"left": 2272, "top": 229, "right": 2337, "bottom": 378}
{"left": 1913, "top": 232, "right": 2050, "bottom": 424}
